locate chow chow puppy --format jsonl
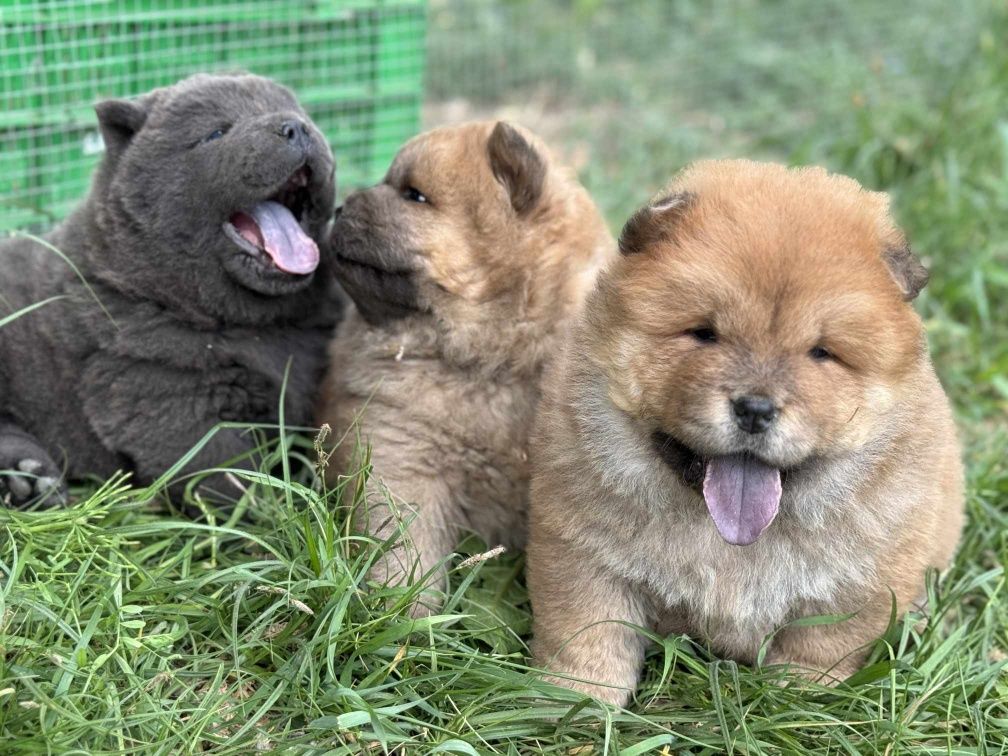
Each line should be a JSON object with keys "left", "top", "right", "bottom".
{"left": 0, "top": 73, "right": 338, "bottom": 506}
{"left": 317, "top": 121, "right": 614, "bottom": 609}
{"left": 527, "top": 160, "right": 964, "bottom": 705}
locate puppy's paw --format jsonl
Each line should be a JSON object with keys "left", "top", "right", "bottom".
{"left": 0, "top": 432, "right": 68, "bottom": 508}
{"left": 215, "top": 367, "right": 274, "bottom": 420}
{"left": 368, "top": 551, "right": 447, "bottom": 618}
{"left": 539, "top": 669, "right": 632, "bottom": 707}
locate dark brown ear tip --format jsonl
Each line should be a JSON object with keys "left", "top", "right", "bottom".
{"left": 617, "top": 206, "right": 653, "bottom": 255}
{"left": 487, "top": 121, "right": 546, "bottom": 215}
{"left": 618, "top": 191, "right": 696, "bottom": 255}
{"left": 883, "top": 243, "right": 929, "bottom": 301}
{"left": 487, "top": 121, "right": 526, "bottom": 157}
{"left": 490, "top": 120, "right": 516, "bottom": 138}
{"left": 903, "top": 272, "right": 929, "bottom": 301}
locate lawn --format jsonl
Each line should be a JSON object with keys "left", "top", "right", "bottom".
{"left": 2, "top": 1, "right": 1007, "bottom": 753}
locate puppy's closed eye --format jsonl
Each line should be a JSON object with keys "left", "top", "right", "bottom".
{"left": 688, "top": 326, "right": 717, "bottom": 343}
{"left": 188, "top": 125, "right": 230, "bottom": 149}
{"left": 203, "top": 126, "right": 229, "bottom": 142}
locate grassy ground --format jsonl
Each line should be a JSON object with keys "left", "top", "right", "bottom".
{"left": 3, "top": 1, "right": 1008, "bottom": 753}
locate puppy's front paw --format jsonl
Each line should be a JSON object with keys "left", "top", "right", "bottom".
{"left": 0, "top": 432, "right": 68, "bottom": 508}
{"left": 540, "top": 670, "right": 632, "bottom": 707}
{"left": 368, "top": 549, "right": 447, "bottom": 618}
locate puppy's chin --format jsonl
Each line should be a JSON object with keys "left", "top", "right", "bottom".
{"left": 219, "top": 242, "right": 316, "bottom": 296}
{"left": 331, "top": 252, "right": 427, "bottom": 326}
{"left": 329, "top": 212, "right": 429, "bottom": 326}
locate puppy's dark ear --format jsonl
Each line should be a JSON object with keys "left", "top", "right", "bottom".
{"left": 618, "top": 192, "right": 695, "bottom": 255}
{"left": 882, "top": 243, "right": 928, "bottom": 300}
{"left": 95, "top": 98, "right": 149, "bottom": 159}
{"left": 487, "top": 121, "right": 546, "bottom": 215}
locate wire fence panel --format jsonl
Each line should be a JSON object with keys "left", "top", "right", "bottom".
{"left": 0, "top": 0, "right": 427, "bottom": 231}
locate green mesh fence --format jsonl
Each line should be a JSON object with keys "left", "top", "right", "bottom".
{"left": 0, "top": 0, "right": 426, "bottom": 231}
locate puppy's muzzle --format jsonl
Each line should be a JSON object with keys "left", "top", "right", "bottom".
{"left": 329, "top": 199, "right": 426, "bottom": 326}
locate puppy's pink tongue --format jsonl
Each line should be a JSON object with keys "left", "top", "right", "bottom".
{"left": 702, "top": 454, "right": 782, "bottom": 546}
{"left": 238, "top": 200, "right": 319, "bottom": 275}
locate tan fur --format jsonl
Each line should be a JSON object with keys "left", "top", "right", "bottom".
{"left": 527, "top": 160, "right": 964, "bottom": 705}
{"left": 317, "top": 121, "right": 615, "bottom": 611}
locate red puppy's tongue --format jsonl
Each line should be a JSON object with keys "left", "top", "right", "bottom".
{"left": 702, "top": 454, "right": 782, "bottom": 545}
{"left": 231, "top": 200, "right": 319, "bottom": 275}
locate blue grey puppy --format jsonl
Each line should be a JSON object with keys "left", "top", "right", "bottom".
{"left": 0, "top": 73, "right": 339, "bottom": 506}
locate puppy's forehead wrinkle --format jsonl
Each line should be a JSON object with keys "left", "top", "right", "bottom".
{"left": 394, "top": 149, "right": 439, "bottom": 188}
{"left": 397, "top": 125, "right": 492, "bottom": 188}
{"left": 156, "top": 84, "right": 296, "bottom": 126}
{"left": 673, "top": 161, "right": 896, "bottom": 234}
{"left": 665, "top": 183, "right": 901, "bottom": 282}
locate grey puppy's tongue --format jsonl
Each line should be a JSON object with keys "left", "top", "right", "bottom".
{"left": 702, "top": 454, "right": 782, "bottom": 545}
{"left": 232, "top": 200, "right": 319, "bottom": 275}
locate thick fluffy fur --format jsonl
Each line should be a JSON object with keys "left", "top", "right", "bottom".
{"left": 317, "top": 121, "right": 614, "bottom": 608}
{"left": 527, "top": 160, "right": 964, "bottom": 705}
{"left": 0, "top": 73, "right": 339, "bottom": 505}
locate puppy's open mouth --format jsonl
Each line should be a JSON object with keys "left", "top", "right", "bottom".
{"left": 653, "top": 431, "right": 786, "bottom": 547}
{"left": 222, "top": 165, "right": 319, "bottom": 276}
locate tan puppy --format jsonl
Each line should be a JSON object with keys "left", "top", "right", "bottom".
{"left": 527, "top": 160, "right": 964, "bottom": 705}
{"left": 317, "top": 121, "right": 614, "bottom": 609}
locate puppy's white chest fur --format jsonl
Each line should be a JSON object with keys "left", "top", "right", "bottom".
{"left": 633, "top": 512, "right": 856, "bottom": 643}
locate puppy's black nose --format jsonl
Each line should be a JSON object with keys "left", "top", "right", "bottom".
{"left": 732, "top": 395, "right": 778, "bottom": 434}
{"left": 280, "top": 119, "right": 311, "bottom": 150}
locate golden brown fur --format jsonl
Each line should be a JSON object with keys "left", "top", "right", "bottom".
{"left": 317, "top": 121, "right": 614, "bottom": 610}
{"left": 527, "top": 160, "right": 964, "bottom": 705}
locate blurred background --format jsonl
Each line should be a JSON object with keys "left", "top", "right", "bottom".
{"left": 1, "top": 0, "right": 1006, "bottom": 417}
{"left": 0, "top": 1, "right": 994, "bottom": 224}
{"left": 426, "top": 0, "right": 992, "bottom": 222}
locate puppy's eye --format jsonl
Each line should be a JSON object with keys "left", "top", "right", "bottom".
{"left": 809, "top": 345, "right": 833, "bottom": 361}
{"left": 689, "top": 326, "right": 717, "bottom": 343}
{"left": 403, "top": 187, "right": 428, "bottom": 204}
{"left": 203, "top": 127, "right": 228, "bottom": 143}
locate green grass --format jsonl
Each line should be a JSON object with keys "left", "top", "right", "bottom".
{"left": 3, "top": 1, "right": 1008, "bottom": 752}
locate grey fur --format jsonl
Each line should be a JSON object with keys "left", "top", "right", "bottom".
{"left": 0, "top": 73, "right": 341, "bottom": 506}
